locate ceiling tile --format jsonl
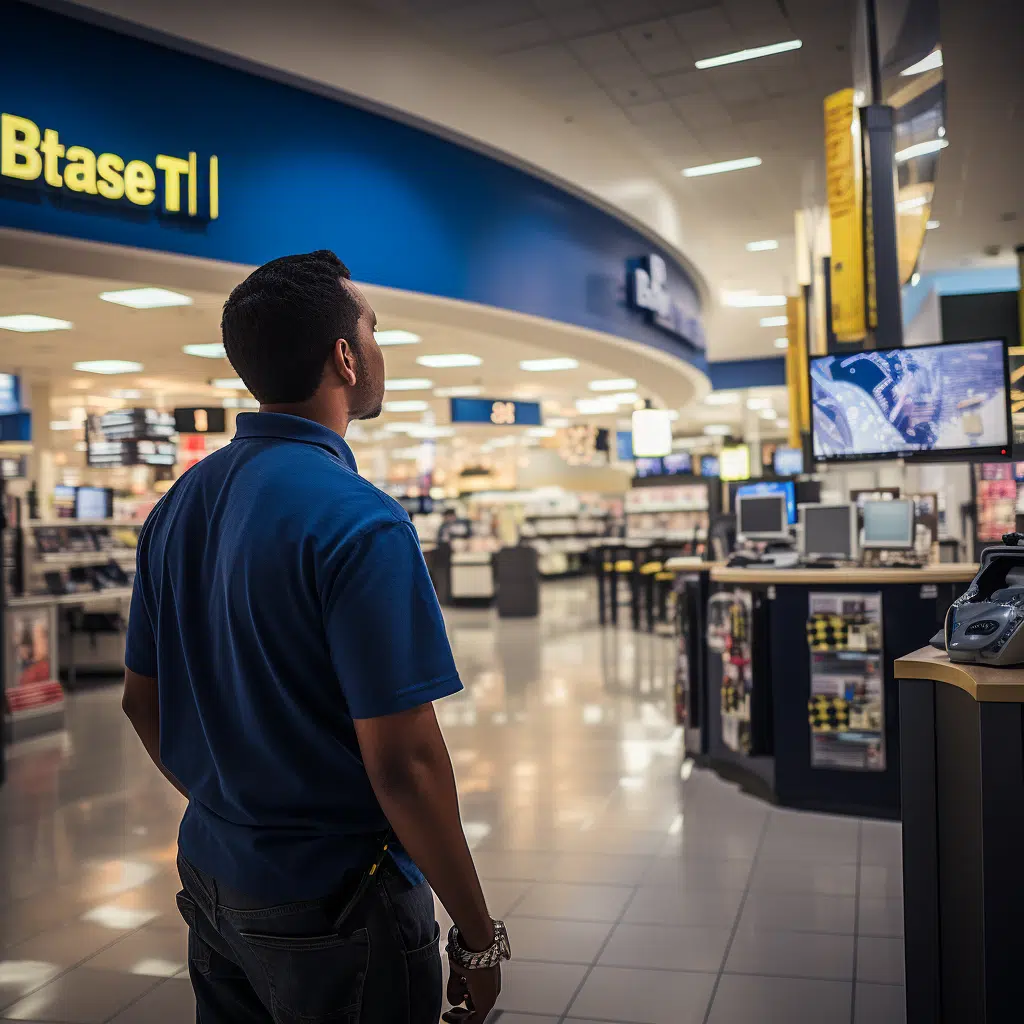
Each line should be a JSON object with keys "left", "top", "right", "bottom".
{"left": 758, "top": 66, "right": 813, "bottom": 98}
{"left": 599, "top": 0, "right": 667, "bottom": 25}
{"left": 607, "top": 79, "right": 665, "bottom": 105}
{"left": 618, "top": 17, "right": 678, "bottom": 52}
{"left": 493, "top": 41, "right": 581, "bottom": 74}
{"left": 588, "top": 58, "right": 650, "bottom": 87}
{"left": 672, "top": 91, "right": 733, "bottom": 128}
{"left": 712, "top": 75, "right": 766, "bottom": 105}
{"left": 567, "top": 29, "right": 634, "bottom": 64}
{"left": 624, "top": 98, "right": 677, "bottom": 123}
{"left": 739, "top": 117, "right": 786, "bottom": 149}
{"left": 722, "top": 0, "right": 792, "bottom": 31}
{"left": 432, "top": 0, "right": 535, "bottom": 32}
{"left": 479, "top": 19, "right": 557, "bottom": 54}
{"left": 670, "top": 5, "right": 733, "bottom": 40}
{"left": 635, "top": 47, "right": 694, "bottom": 74}
{"left": 546, "top": 9, "right": 609, "bottom": 36}
{"left": 656, "top": 68, "right": 705, "bottom": 97}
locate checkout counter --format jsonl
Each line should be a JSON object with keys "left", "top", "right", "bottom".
{"left": 690, "top": 563, "right": 976, "bottom": 818}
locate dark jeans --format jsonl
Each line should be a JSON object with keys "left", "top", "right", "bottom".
{"left": 176, "top": 852, "right": 441, "bottom": 1024}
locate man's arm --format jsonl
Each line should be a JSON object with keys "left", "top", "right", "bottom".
{"left": 122, "top": 668, "right": 188, "bottom": 799}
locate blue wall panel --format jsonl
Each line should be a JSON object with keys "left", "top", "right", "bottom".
{"left": 0, "top": 1, "right": 705, "bottom": 369}
{"left": 708, "top": 357, "right": 787, "bottom": 390}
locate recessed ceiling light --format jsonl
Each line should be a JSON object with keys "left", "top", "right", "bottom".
{"left": 546, "top": 417, "right": 570, "bottom": 428}
{"left": 589, "top": 377, "right": 637, "bottom": 391}
{"left": 760, "top": 408, "right": 779, "bottom": 420}
{"left": 385, "top": 400, "right": 429, "bottom": 413}
{"left": 74, "top": 360, "right": 143, "bottom": 374}
{"left": 112, "top": 389, "right": 143, "bottom": 399}
{"left": 520, "top": 358, "right": 579, "bottom": 372}
{"left": 703, "top": 424, "right": 732, "bottom": 436}
{"left": 385, "top": 378, "right": 433, "bottom": 391}
{"left": 760, "top": 315, "right": 789, "bottom": 327}
{"left": 183, "top": 343, "right": 226, "bottom": 359}
{"left": 746, "top": 397, "right": 772, "bottom": 410}
{"left": 416, "top": 354, "right": 482, "bottom": 368}
{"left": 911, "top": 272, "right": 921, "bottom": 286}
{"left": 895, "top": 139, "right": 949, "bottom": 163}
{"left": 900, "top": 48, "right": 942, "bottom": 75}
{"left": 774, "top": 337, "right": 790, "bottom": 349}
{"left": 722, "top": 291, "right": 787, "bottom": 308}
{"left": 374, "top": 330, "right": 421, "bottom": 346}
{"left": 682, "top": 157, "right": 762, "bottom": 178}
{"left": 406, "top": 424, "right": 455, "bottom": 439}
{"left": 695, "top": 39, "right": 802, "bottom": 69}
{"left": 745, "top": 239, "right": 779, "bottom": 252}
{"left": 778, "top": 418, "right": 790, "bottom": 430}
{"left": 614, "top": 392, "right": 640, "bottom": 405}
{"left": 434, "top": 385, "right": 483, "bottom": 397}
{"left": 100, "top": 288, "right": 192, "bottom": 309}
{"left": 705, "top": 392, "right": 739, "bottom": 405}
{"left": 528, "top": 427, "right": 556, "bottom": 438}
{"left": 211, "top": 377, "right": 249, "bottom": 390}
{"left": 50, "top": 420, "right": 77, "bottom": 431}
{"left": 0, "top": 314, "right": 73, "bottom": 332}
{"left": 576, "top": 397, "right": 619, "bottom": 414}
{"left": 926, "top": 220, "right": 940, "bottom": 230}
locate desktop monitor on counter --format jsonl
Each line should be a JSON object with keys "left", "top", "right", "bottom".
{"left": 736, "top": 493, "right": 789, "bottom": 541}
{"left": 736, "top": 480, "right": 797, "bottom": 524}
{"left": 801, "top": 503, "right": 857, "bottom": 561}
{"left": 75, "top": 486, "right": 113, "bottom": 520}
{"left": 862, "top": 498, "right": 915, "bottom": 549}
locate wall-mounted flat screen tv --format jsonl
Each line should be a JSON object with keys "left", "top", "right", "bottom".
{"left": 810, "top": 339, "right": 1011, "bottom": 463}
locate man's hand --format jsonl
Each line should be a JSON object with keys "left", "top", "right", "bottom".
{"left": 442, "top": 962, "right": 501, "bottom": 1024}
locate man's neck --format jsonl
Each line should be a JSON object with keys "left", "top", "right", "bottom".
{"left": 260, "top": 395, "right": 349, "bottom": 438}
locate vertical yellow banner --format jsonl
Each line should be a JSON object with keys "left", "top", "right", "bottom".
{"left": 786, "top": 294, "right": 809, "bottom": 449}
{"left": 824, "top": 89, "right": 866, "bottom": 342}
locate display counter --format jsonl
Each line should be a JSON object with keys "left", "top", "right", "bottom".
{"left": 896, "top": 647, "right": 1024, "bottom": 1024}
{"left": 699, "top": 564, "right": 976, "bottom": 817}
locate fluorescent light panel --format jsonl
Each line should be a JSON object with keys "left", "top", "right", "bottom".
{"left": 722, "top": 291, "right": 787, "bottom": 308}
{"left": 589, "top": 378, "right": 637, "bottom": 391}
{"left": 695, "top": 39, "right": 802, "bottom": 69}
{"left": 774, "top": 337, "right": 789, "bottom": 349}
{"left": 745, "top": 239, "right": 779, "bottom": 251}
{"left": 74, "top": 360, "right": 143, "bottom": 374}
{"left": 703, "top": 424, "right": 732, "bottom": 436}
{"left": 761, "top": 315, "right": 789, "bottom": 327}
{"left": 415, "top": 354, "right": 481, "bottom": 368}
{"left": 528, "top": 427, "right": 556, "bottom": 438}
{"left": 897, "top": 194, "right": 930, "bottom": 211}
{"left": 211, "top": 377, "right": 248, "bottom": 389}
{"left": 682, "top": 156, "right": 762, "bottom": 178}
{"left": 900, "top": 49, "right": 943, "bottom": 75}
{"left": 520, "top": 358, "right": 578, "bottom": 372}
{"left": 926, "top": 220, "right": 940, "bottom": 229}
{"left": 895, "top": 138, "right": 949, "bottom": 163}
{"left": 0, "top": 314, "right": 73, "bottom": 332}
{"left": 385, "top": 400, "right": 429, "bottom": 413}
{"left": 183, "top": 343, "right": 226, "bottom": 358}
{"left": 374, "top": 330, "right": 421, "bottom": 346}
{"left": 434, "top": 385, "right": 482, "bottom": 397}
{"left": 385, "top": 377, "right": 433, "bottom": 391}
{"left": 705, "top": 392, "right": 739, "bottom": 406}
{"left": 576, "top": 397, "right": 619, "bottom": 414}
{"left": 100, "top": 288, "right": 192, "bottom": 309}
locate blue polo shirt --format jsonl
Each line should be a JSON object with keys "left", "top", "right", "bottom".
{"left": 125, "top": 412, "right": 463, "bottom": 900}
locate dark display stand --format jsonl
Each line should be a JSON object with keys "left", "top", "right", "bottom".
{"left": 897, "top": 649, "right": 1024, "bottom": 1024}
{"left": 672, "top": 566, "right": 713, "bottom": 756}
{"left": 493, "top": 545, "right": 539, "bottom": 618}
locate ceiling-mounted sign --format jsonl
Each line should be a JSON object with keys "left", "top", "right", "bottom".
{"left": 0, "top": 113, "right": 219, "bottom": 220}
{"left": 0, "top": 374, "right": 21, "bottom": 416}
{"left": 87, "top": 439, "right": 176, "bottom": 467}
{"left": 92, "top": 409, "right": 175, "bottom": 441}
{"left": 626, "top": 254, "right": 705, "bottom": 349}
{"left": 448, "top": 397, "right": 542, "bottom": 426}
{"left": 174, "top": 407, "right": 227, "bottom": 434}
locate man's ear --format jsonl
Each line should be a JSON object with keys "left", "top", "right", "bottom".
{"left": 334, "top": 338, "right": 358, "bottom": 387}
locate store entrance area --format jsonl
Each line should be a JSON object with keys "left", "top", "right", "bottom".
{"left": 0, "top": 581, "right": 904, "bottom": 1024}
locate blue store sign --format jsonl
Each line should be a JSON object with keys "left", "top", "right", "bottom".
{"left": 0, "top": 1, "right": 705, "bottom": 367}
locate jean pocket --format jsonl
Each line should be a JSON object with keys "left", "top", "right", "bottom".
{"left": 175, "top": 891, "right": 211, "bottom": 976}
{"left": 404, "top": 923, "right": 442, "bottom": 1024}
{"left": 238, "top": 926, "right": 369, "bottom": 1023}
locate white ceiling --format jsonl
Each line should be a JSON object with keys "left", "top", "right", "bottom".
{"left": 47, "top": 0, "right": 1024, "bottom": 362}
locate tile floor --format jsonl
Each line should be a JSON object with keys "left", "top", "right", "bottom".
{"left": 0, "top": 581, "right": 905, "bottom": 1023}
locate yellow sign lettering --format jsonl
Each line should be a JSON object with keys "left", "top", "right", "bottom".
{"left": 64, "top": 145, "right": 98, "bottom": 194}
{"left": 124, "top": 159, "right": 156, "bottom": 206}
{"left": 40, "top": 128, "right": 64, "bottom": 187}
{"left": 96, "top": 152, "right": 125, "bottom": 200}
{"left": 155, "top": 153, "right": 189, "bottom": 212}
{"left": 1, "top": 114, "right": 42, "bottom": 181}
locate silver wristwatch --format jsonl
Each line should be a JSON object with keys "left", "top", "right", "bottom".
{"left": 446, "top": 920, "right": 511, "bottom": 970}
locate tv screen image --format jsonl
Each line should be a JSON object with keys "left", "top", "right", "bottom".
{"left": 736, "top": 480, "right": 797, "bottom": 524}
{"left": 700, "top": 455, "right": 720, "bottom": 477}
{"left": 663, "top": 452, "right": 693, "bottom": 475}
{"left": 634, "top": 457, "right": 664, "bottom": 478}
{"left": 810, "top": 339, "right": 1010, "bottom": 462}
{"left": 773, "top": 446, "right": 804, "bottom": 476}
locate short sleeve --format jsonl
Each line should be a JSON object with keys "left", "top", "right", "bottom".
{"left": 125, "top": 571, "right": 158, "bottom": 677}
{"left": 324, "top": 520, "right": 462, "bottom": 719}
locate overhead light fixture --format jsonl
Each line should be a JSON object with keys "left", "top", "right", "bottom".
{"left": 926, "top": 220, "right": 940, "bottom": 230}
{"left": 745, "top": 239, "right": 779, "bottom": 252}
{"left": 183, "top": 343, "right": 226, "bottom": 358}
{"left": 589, "top": 378, "right": 637, "bottom": 391}
{"left": 746, "top": 397, "right": 772, "bottom": 410}
{"left": 112, "top": 389, "right": 143, "bottom": 399}
{"left": 895, "top": 139, "right": 949, "bottom": 163}
{"left": 50, "top": 420, "right": 77, "bottom": 431}
{"left": 74, "top": 360, "right": 143, "bottom": 374}
{"left": 99, "top": 287, "right": 192, "bottom": 309}
{"left": 576, "top": 397, "right": 619, "bottom": 415}
{"left": 760, "top": 408, "right": 778, "bottom": 420}
{"left": 211, "top": 377, "right": 249, "bottom": 390}
{"left": 520, "top": 358, "right": 579, "bottom": 372}
{"left": 705, "top": 392, "right": 739, "bottom": 406}
{"left": 406, "top": 424, "right": 455, "bottom": 439}
{"left": 222, "top": 397, "right": 260, "bottom": 409}
{"left": 682, "top": 156, "right": 762, "bottom": 178}
{"left": 703, "top": 424, "right": 732, "bottom": 436}
{"left": 721, "top": 290, "right": 787, "bottom": 308}
{"left": 546, "top": 417, "right": 570, "bottom": 428}
{"left": 897, "top": 194, "right": 930, "bottom": 212}
{"left": 695, "top": 39, "right": 802, "bottom": 69}
{"left": 434, "top": 385, "right": 483, "bottom": 397}
{"left": 911, "top": 272, "right": 921, "bottom": 286}
{"left": 385, "top": 378, "right": 433, "bottom": 391}
{"left": 385, "top": 399, "right": 429, "bottom": 413}
{"left": 527, "top": 427, "right": 556, "bottom": 438}
{"left": 900, "top": 49, "right": 943, "bottom": 76}
{"left": 0, "top": 314, "right": 73, "bottom": 332}
{"left": 774, "top": 337, "right": 790, "bottom": 349}
{"left": 760, "top": 315, "right": 789, "bottom": 327}
{"left": 416, "top": 354, "right": 482, "bottom": 368}
{"left": 613, "top": 392, "right": 640, "bottom": 405}
{"left": 374, "top": 330, "right": 421, "bottom": 346}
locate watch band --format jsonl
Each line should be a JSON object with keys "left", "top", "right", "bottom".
{"left": 446, "top": 920, "right": 511, "bottom": 970}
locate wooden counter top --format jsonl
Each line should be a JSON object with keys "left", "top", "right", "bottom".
{"left": 711, "top": 564, "right": 978, "bottom": 585}
{"left": 895, "top": 645, "right": 1024, "bottom": 703}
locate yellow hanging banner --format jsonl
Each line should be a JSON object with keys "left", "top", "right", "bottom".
{"left": 823, "top": 89, "right": 866, "bottom": 342}
{"left": 785, "top": 294, "right": 809, "bottom": 449}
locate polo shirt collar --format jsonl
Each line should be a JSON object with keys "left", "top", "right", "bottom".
{"left": 234, "top": 412, "right": 356, "bottom": 470}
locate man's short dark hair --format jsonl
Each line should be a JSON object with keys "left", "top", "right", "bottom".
{"left": 221, "top": 250, "right": 362, "bottom": 404}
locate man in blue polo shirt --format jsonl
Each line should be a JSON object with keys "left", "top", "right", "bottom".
{"left": 122, "top": 251, "right": 508, "bottom": 1024}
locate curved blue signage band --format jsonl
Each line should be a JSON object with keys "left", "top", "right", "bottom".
{"left": 0, "top": 1, "right": 705, "bottom": 368}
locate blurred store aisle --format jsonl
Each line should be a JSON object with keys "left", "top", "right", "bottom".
{"left": 0, "top": 581, "right": 904, "bottom": 1023}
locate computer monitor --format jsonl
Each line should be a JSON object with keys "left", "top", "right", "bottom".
{"left": 75, "top": 486, "right": 113, "bottom": 520}
{"left": 862, "top": 498, "right": 915, "bottom": 549}
{"left": 736, "top": 493, "right": 789, "bottom": 541}
{"left": 801, "top": 503, "right": 857, "bottom": 560}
